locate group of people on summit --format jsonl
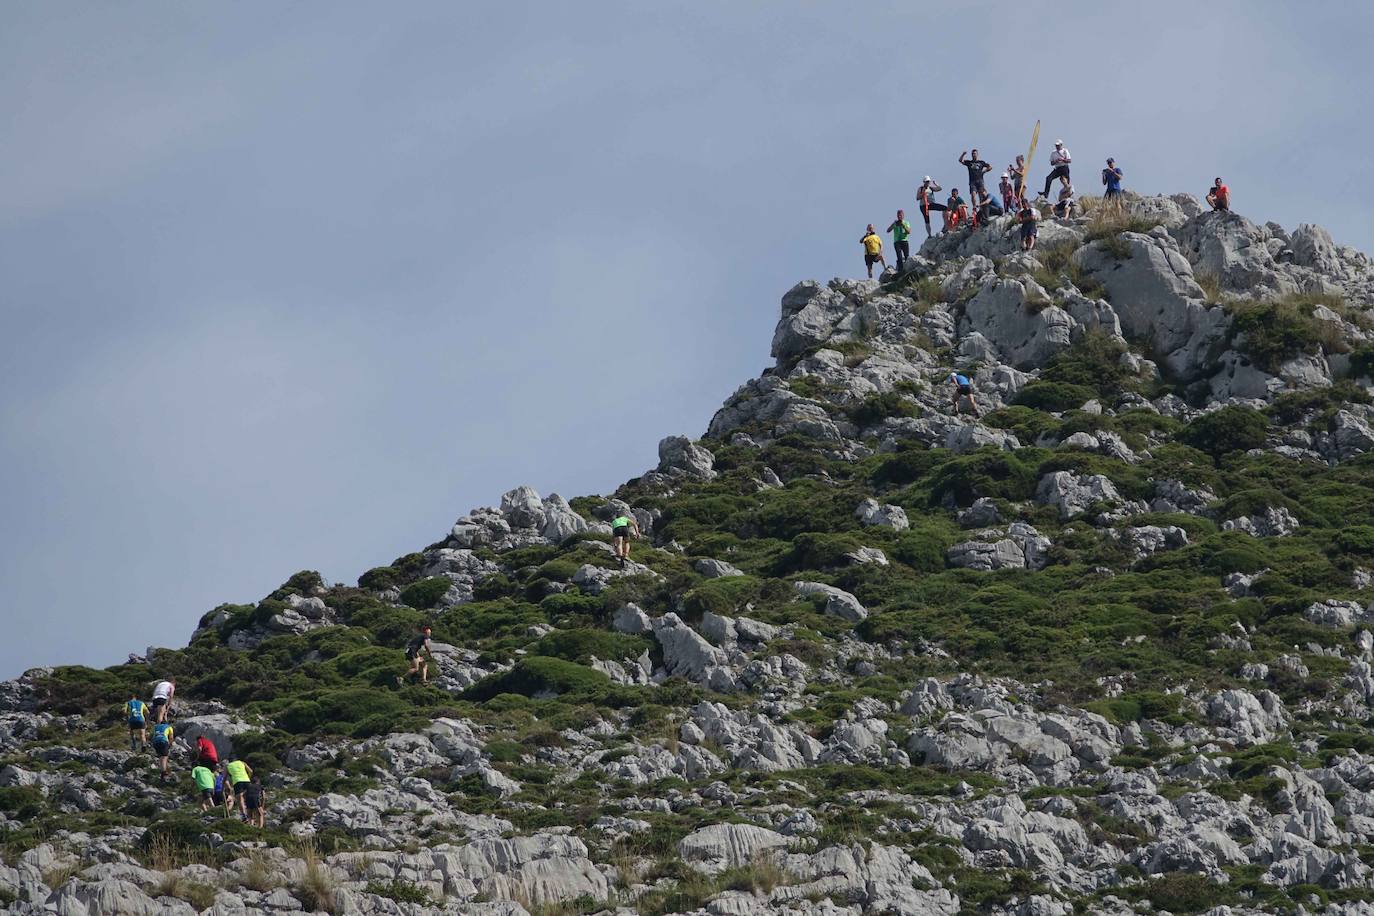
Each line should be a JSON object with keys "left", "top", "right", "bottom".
{"left": 125, "top": 679, "right": 266, "bottom": 827}
{"left": 860, "top": 137, "right": 1233, "bottom": 277}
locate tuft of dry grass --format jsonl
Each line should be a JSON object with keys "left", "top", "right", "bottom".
{"left": 292, "top": 842, "right": 337, "bottom": 915}
{"left": 238, "top": 852, "right": 280, "bottom": 893}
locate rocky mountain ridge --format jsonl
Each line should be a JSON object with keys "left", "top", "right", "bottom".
{"left": 3, "top": 193, "right": 1374, "bottom": 915}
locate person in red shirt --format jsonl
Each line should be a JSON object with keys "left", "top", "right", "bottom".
{"left": 1207, "top": 177, "right": 1230, "bottom": 211}
{"left": 195, "top": 735, "right": 218, "bottom": 768}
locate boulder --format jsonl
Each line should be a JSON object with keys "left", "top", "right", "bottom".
{"left": 793, "top": 581, "right": 868, "bottom": 623}
{"left": 678, "top": 823, "right": 790, "bottom": 874}
{"left": 657, "top": 436, "right": 718, "bottom": 480}
{"left": 1036, "top": 471, "right": 1122, "bottom": 520}
{"left": 694, "top": 558, "right": 745, "bottom": 579}
{"left": 854, "top": 498, "right": 910, "bottom": 531}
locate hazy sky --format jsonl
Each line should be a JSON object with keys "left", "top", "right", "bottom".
{"left": 2, "top": 2, "right": 1371, "bottom": 679}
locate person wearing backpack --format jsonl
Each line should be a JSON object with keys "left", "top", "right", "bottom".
{"left": 125, "top": 695, "right": 148, "bottom": 752}
{"left": 195, "top": 734, "right": 218, "bottom": 768}
{"left": 151, "top": 722, "right": 174, "bottom": 782}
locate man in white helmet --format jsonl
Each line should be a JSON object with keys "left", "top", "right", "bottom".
{"left": 915, "top": 176, "right": 945, "bottom": 237}
{"left": 1038, "top": 139, "right": 1071, "bottom": 198}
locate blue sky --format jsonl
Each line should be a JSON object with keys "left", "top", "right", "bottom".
{"left": 2, "top": 1, "right": 1371, "bottom": 678}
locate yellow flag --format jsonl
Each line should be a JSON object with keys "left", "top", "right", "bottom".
{"left": 1024, "top": 120, "right": 1040, "bottom": 189}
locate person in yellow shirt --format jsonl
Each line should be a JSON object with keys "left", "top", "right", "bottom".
{"left": 860, "top": 225, "right": 886, "bottom": 279}
{"left": 224, "top": 759, "right": 253, "bottom": 818}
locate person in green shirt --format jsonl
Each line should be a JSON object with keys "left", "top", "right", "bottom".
{"left": 125, "top": 696, "right": 148, "bottom": 752}
{"left": 191, "top": 764, "right": 216, "bottom": 811}
{"left": 611, "top": 513, "right": 640, "bottom": 568}
{"left": 886, "top": 210, "right": 912, "bottom": 271}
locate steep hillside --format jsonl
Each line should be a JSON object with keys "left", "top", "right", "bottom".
{"left": 4, "top": 194, "right": 1374, "bottom": 916}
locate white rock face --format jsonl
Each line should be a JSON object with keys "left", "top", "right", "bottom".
{"left": 793, "top": 581, "right": 868, "bottom": 622}
{"left": 855, "top": 497, "right": 910, "bottom": 531}
{"left": 1206, "top": 689, "right": 1288, "bottom": 746}
{"left": 1036, "top": 471, "right": 1122, "bottom": 520}
{"left": 677, "top": 823, "right": 791, "bottom": 874}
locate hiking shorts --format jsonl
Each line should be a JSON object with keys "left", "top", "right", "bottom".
{"left": 864, "top": 254, "right": 882, "bottom": 267}
{"left": 128, "top": 718, "right": 144, "bottom": 730}
{"left": 200, "top": 788, "right": 213, "bottom": 800}
{"left": 153, "top": 742, "right": 170, "bottom": 758}
{"left": 1104, "top": 187, "right": 1122, "bottom": 199}
{"left": 232, "top": 780, "right": 251, "bottom": 797}
{"left": 151, "top": 697, "right": 167, "bottom": 710}
{"left": 1021, "top": 223, "right": 1037, "bottom": 239}
{"left": 612, "top": 526, "right": 630, "bottom": 540}
{"left": 213, "top": 790, "right": 225, "bottom": 805}
{"left": 957, "top": 385, "right": 972, "bottom": 397}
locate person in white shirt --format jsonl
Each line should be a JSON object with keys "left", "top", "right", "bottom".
{"left": 1039, "top": 140, "right": 1072, "bottom": 198}
{"left": 151, "top": 679, "right": 175, "bottom": 723}
{"left": 1054, "top": 184, "right": 1077, "bottom": 220}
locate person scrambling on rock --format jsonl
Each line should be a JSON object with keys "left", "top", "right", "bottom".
{"left": 1207, "top": 177, "right": 1230, "bottom": 211}
{"left": 191, "top": 763, "right": 216, "bottom": 812}
{"left": 399, "top": 625, "right": 432, "bottom": 685}
{"left": 887, "top": 210, "right": 912, "bottom": 270}
{"left": 195, "top": 734, "right": 218, "bottom": 768}
{"left": 241, "top": 775, "right": 266, "bottom": 828}
{"left": 1039, "top": 139, "right": 1071, "bottom": 198}
{"left": 916, "top": 176, "right": 945, "bottom": 237}
{"left": 860, "top": 225, "right": 886, "bottom": 278}
{"left": 944, "top": 189, "right": 968, "bottom": 231}
{"left": 224, "top": 758, "right": 253, "bottom": 817}
{"left": 151, "top": 678, "right": 175, "bottom": 723}
{"left": 950, "top": 372, "right": 979, "bottom": 417}
{"left": 1054, "top": 184, "right": 1077, "bottom": 220}
{"left": 212, "top": 768, "right": 229, "bottom": 814}
{"left": 151, "top": 722, "right": 173, "bottom": 782}
{"left": 958, "top": 149, "right": 993, "bottom": 203}
{"left": 611, "top": 512, "right": 640, "bottom": 567}
{"left": 1102, "top": 158, "right": 1124, "bottom": 201}
{"left": 1015, "top": 200, "right": 1040, "bottom": 250}
{"left": 126, "top": 695, "right": 148, "bottom": 752}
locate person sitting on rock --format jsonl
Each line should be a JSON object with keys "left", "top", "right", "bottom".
{"left": 1101, "top": 158, "right": 1124, "bottom": 201}
{"left": 191, "top": 763, "right": 216, "bottom": 812}
{"left": 1054, "top": 184, "right": 1077, "bottom": 220}
{"left": 916, "top": 176, "right": 945, "bottom": 237}
{"left": 860, "top": 225, "right": 886, "bottom": 278}
{"left": 886, "top": 210, "right": 912, "bottom": 271}
{"left": 611, "top": 512, "right": 641, "bottom": 567}
{"left": 975, "top": 187, "right": 1003, "bottom": 225}
{"left": 241, "top": 775, "right": 266, "bottom": 828}
{"left": 944, "top": 189, "right": 968, "bottom": 231}
{"left": 950, "top": 372, "right": 980, "bottom": 417}
{"left": 224, "top": 758, "right": 253, "bottom": 817}
{"left": 125, "top": 695, "right": 148, "bottom": 752}
{"left": 151, "top": 678, "right": 175, "bottom": 723}
{"left": 151, "top": 722, "right": 174, "bottom": 782}
{"left": 195, "top": 734, "right": 218, "bottom": 768}
{"left": 1207, "top": 177, "right": 1230, "bottom": 211}
{"left": 399, "top": 625, "right": 432, "bottom": 685}
{"left": 1039, "top": 139, "right": 1071, "bottom": 198}
{"left": 1015, "top": 200, "right": 1040, "bottom": 251}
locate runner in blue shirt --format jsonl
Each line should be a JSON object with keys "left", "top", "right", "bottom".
{"left": 950, "top": 372, "right": 980, "bottom": 417}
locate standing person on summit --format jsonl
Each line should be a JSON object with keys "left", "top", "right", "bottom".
{"left": 1039, "top": 139, "right": 1071, "bottom": 198}
{"left": 958, "top": 149, "right": 993, "bottom": 203}
{"left": 1008, "top": 155, "right": 1027, "bottom": 203}
{"left": 999, "top": 172, "right": 1017, "bottom": 213}
{"left": 1015, "top": 199, "right": 1040, "bottom": 250}
{"left": 1207, "top": 177, "right": 1230, "bottom": 211}
{"left": 151, "top": 678, "right": 175, "bottom": 723}
{"left": 887, "top": 210, "right": 912, "bottom": 270}
{"left": 1101, "top": 158, "right": 1124, "bottom": 202}
{"left": 860, "top": 225, "right": 886, "bottom": 278}
{"left": 916, "top": 177, "right": 945, "bottom": 237}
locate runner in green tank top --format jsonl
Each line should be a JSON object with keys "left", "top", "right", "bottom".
{"left": 611, "top": 513, "right": 640, "bottom": 567}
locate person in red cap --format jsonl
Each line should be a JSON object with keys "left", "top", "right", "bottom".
{"left": 399, "top": 625, "right": 433, "bottom": 685}
{"left": 1207, "top": 177, "right": 1230, "bottom": 211}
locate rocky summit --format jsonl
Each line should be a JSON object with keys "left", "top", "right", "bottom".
{"left": 5, "top": 194, "right": 1374, "bottom": 916}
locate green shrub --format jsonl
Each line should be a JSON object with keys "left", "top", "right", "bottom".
{"left": 1335, "top": 525, "right": 1374, "bottom": 556}
{"left": 1014, "top": 381, "right": 1096, "bottom": 412}
{"left": 928, "top": 448, "right": 1043, "bottom": 506}
{"left": 682, "top": 576, "right": 765, "bottom": 617}
{"left": 1178, "top": 406, "right": 1268, "bottom": 461}
{"left": 775, "top": 532, "right": 866, "bottom": 574}
{"left": 1226, "top": 294, "right": 1347, "bottom": 372}
{"left": 358, "top": 566, "right": 398, "bottom": 590}
{"left": 275, "top": 689, "right": 411, "bottom": 736}
{"left": 399, "top": 577, "right": 450, "bottom": 610}
{"left": 364, "top": 879, "right": 430, "bottom": 905}
{"left": 539, "top": 591, "right": 606, "bottom": 619}
{"left": 846, "top": 391, "right": 916, "bottom": 427}
{"left": 270, "top": 570, "right": 324, "bottom": 600}
{"left": 870, "top": 444, "right": 943, "bottom": 487}
{"left": 526, "top": 629, "right": 651, "bottom": 664}
{"left": 462, "top": 656, "right": 611, "bottom": 701}
{"left": 0, "top": 786, "right": 44, "bottom": 820}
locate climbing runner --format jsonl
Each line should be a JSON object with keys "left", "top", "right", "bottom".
{"left": 1207, "top": 177, "right": 1230, "bottom": 211}
{"left": 399, "top": 625, "right": 433, "bottom": 685}
{"left": 242, "top": 775, "right": 266, "bottom": 828}
{"left": 944, "top": 189, "right": 968, "bottom": 231}
{"left": 151, "top": 678, "right": 175, "bottom": 723}
{"left": 1039, "top": 140, "right": 1071, "bottom": 198}
{"left": 213, "top": 768, "right": 229, "bottom": 814}
{"left": 225, "top": 758, "right": 253, "bottom": 817}
{"left": 126, "top": 695, "right": 148, "bottom": 752}
{"left": 611, "top": 512, "right": 641, "bottom": 567}
{"left": 1102, "top": 158, "right": 1124, "bottom": 200}
{"left": 860, "top": 225, "right": 886, "bottom": 278}
{"left": 1054, "top": 184, "right": 1077, "bottom": 220}
{"left": 958, "top": 149, "right": 993, "bottom": 201}
{"left": 191, "top": 763, "right": 216, "bottom": 812}
{"left": 950, "top": 372, "right": 980, "bottom": 417}
{"left": 887, "top": 210, "right": 912, "bottom": 270}
{"left": 999, "top": 172, "right": 1016, "bottom": 213}
{"left": 1015, "top": 200, "right": 1040, "bottom": 250}
{"left": 151, "top": 721, "right": 174, "bottom": 782}
{"left": 916, "top": 177, "right": 946, "bottom": 237}
{"left": 195, "top": 734, "right": 218, "bottom": 768}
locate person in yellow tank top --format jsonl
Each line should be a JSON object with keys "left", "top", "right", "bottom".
{"left": 860, "top": 224, "right": 886, "bottom": 278}
{"left": 224, "top": 759, "right": 253, "bottom": 817}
